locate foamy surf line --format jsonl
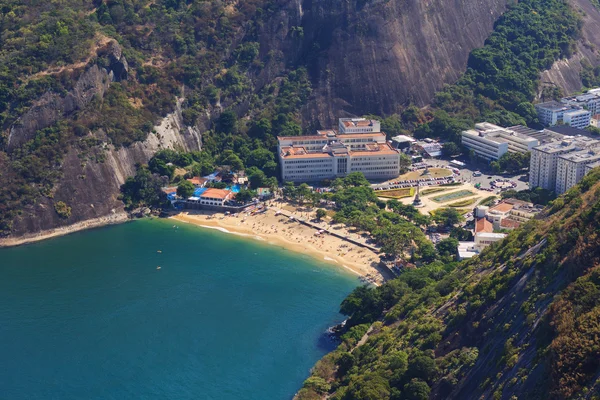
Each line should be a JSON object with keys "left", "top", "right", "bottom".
{"left": 171, "top": 218, "right": 252, "bottom": 238}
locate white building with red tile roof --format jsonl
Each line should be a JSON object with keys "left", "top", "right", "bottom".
{"left": 187, "top": 188, "right": 234, "bottom": 207}
{"left": 278, "top": 118, "right": 400, "bottom": 182}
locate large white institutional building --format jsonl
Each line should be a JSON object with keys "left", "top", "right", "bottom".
{"left": 529, "top": 133, "right": 600, "bottom": 194}
{"left": 278, "top": 118, "right": 401, "bottom": 182}
{"left": 461, "top": 123, "right": 539, "bottom": 161}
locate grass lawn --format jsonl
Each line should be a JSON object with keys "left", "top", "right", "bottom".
{"left": 479, "top": 196, "right": 497, "bottom": 206}
{"left": 378, "top": 187, "right": 415, "bottom": 199}
{"left": 421, "top": 187, "right": 446, "bottom": 196}
{"left": 399, "top": 168, "right": 452, "bottom": 181}
{"left": 447, "top": 198, "right": 478, "bottom": 207}
{"left": 432, "top": 190, "right": 475, "bottom": 203}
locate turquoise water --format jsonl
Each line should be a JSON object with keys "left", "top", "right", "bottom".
{"left": 0, "top": 219, "right": 358, "bottom": 400}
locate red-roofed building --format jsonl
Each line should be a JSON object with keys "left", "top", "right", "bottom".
{"left": 187, "top": 177, "right": 208, "bottom": 187}
{"left": 475, "top": 217, "right": 494, "bottom": 233}
{"left": 199, "top": 188, "right": 233, "bottom": 206}
{"left": 500, "top": 218, "right": 521, "bottom": 230}
{"left": 162, "top": 187, "right": 177, "bottom": 195}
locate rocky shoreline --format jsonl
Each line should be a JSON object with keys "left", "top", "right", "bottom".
{"left": 0, "top": 212, "right": 130, "bottom": 248}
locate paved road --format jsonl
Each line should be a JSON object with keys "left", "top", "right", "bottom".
{"left": 429, "top": 159, "right": 529, "bottom": 192}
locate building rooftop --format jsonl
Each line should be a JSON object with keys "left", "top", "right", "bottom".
{"left": 162, "top": 187, "right": 177, "bottom": 194}
{"left": 535, "top": 100, "right": 574, "bottom": 112}
{"left": 489, "top": 203, "right": 514, "bottom": 213}
{"left": 500, "top": 218, "right": 521, "bottom": 229}
{"left": 503, "top": 198, "right": 533, "bottom": 207}
{"left": 544, "top": 125, "right": 594, "bottom": 137}
{"left": 533, "top": 134, "right": 600, "bottom": 154}
{"left": 476, "top": 232, "right": 507, "bottom": 239}
{"left": 200, "top": 188, "right": 232, "bottom": 199}
{"left": 587, "top": 160, "right": 600, "bottom": 169}
{"left": 339, "top": 118, "right": 377, "bottom": 128}
{"left": 280, "top": 146, "right": 333, "bottom": 159}
{"left": 564, "top": 109, "right": 591, "bottom": 116}
{"left": 391, "top": 135, "right": 415, "bottom": 143}
{"left": 187, "top": 177, "right": 208, "bottom": 186}
{"left": 464, "top": 123, "right": 539, "bottom": 144}
{"left": 559, "top": 148, "right": 600, "bottom": 163}
{"left": 277, "top": 131, "right": 386, "bottom": 141}
{"left": 458, "top": 241, "right": 478, "bottom": 259}
{"left": 475, "top": 218, "right": 494, "bottom": 233}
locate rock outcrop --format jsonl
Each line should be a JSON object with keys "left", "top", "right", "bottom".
{"left": 8, "top": 104, "right": 202, "bottom": 237}
{"left": 540, "top": 0, "right": 600, "bottom": 96}
{"left": 6, "top": 40, "right": 129, "bottom": 151}
{"left": 288, "top": 0, "right": 510, "bottom": 125}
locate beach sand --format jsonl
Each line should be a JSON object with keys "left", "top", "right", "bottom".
{"left": 170, "top": 204, "right": 390, "bottom": 285}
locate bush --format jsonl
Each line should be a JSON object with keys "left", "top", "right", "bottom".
{"left": 54, "top": 201, "right": 72, "bottom": 219}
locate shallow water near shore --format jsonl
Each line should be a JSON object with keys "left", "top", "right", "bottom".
{"left": 0, "top": 219, "right": 359, "bottom": 400}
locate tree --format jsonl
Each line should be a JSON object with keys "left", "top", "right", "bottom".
{"left": 235, "top": 188, "right": 254, "bottom": 204}
{"left": 247, "top": 167, "right": 267, "bottom": 188}
{"left": 403, "top": 379, "right": 431, "bottom": 400}
{"left": 399, "top": 153, "right": 412, "bottom": 173}
{"left": 120, "top": 167, "right": 169, "bottom": 210}
{"left": 297, "top": 183, "right": 311, "bottom": 204}
{"left": 434, "top": 208, "right": 464, "bottom": 227}
{"left": 217, "top": 110, "right": 237, "bottom": 134}
{"left": 343, "top": 172, "right": 370, "bottom": 188}
{"left": 442, "top": 142, "right": 461, "bottom": 157}
{"left": 436, "top": 237, "right": 459, "bottom": 258}
{"left": 316, "top": 208, "right": 327, "bottom": 221}
{"left": 247, "top": 148, "right": 274, "bottom": 170}
{"left": 248, "top": 118, "right": 272, "bottom": 139}
{"left": 148, "top": 157, "right": 175, "bottom": 180}
{"left": 218, "top": 150, "right": 244, "bottom": 171}
{"left": 54, "top": 201, "right": 72, "bottom": 219}
{"left": 283, "top": 181, "right": 297, "bottom": 201}
{"left": 450, "top": 226, "right": 474, "bottom": 241}
{"left": 177, "top": 180, "right": 195, "bottom": 198}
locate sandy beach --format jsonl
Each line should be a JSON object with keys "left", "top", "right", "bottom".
{"left": 170, "top": 204, "right": 389, "bottom": 285}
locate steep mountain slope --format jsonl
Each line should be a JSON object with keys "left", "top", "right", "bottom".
{"left": 0, "top": 0, "right": 512, "bottom": 240}
{"left": 296, "top": 0, "right": 510, "bottom": 122}
{"left": 540, "top": 0, "right": 600, "bottom": 96}
{"left": 296, "top": 170, "right": 600, "bottom": 400}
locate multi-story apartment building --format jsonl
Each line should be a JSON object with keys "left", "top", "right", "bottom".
{"left": 535, "top": 88, "right": 600, "bottom": 129}
{"left": 561, "top": 92, "right": 600, "bottom": 115}
{"left": 529, "top": 133, "right": 600, "bottom": 194}
{"left": 535, "top": 101, "right": 585, "bottom": 127}
{"left": 461, "top": 122, "right": 539, "bottom": 161}
{"left": 278, "top": 119, "right": 400, "bottom": 182}
{"left": 562, "top": 109, "right": 592, "bottom": 129}
{"left": 556, "top": 148, "right": 600, "bottom": 194}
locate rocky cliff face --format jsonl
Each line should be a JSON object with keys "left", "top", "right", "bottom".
{"left": 6, "top": 41, "right": 128, "bottom": 151}
{"left": 4, "top": 0, "right": 513, "bottom": 240}
{"left": 9, "top": 105, "right": 202, "bottom": 237}
{"left": 540, "top": 0, "right": 600, "bottom": 96}
{"left": 292, "top": 0, "right": 510, "bottom": 125}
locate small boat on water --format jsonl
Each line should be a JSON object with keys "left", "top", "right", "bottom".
{"left": 156, "top": 266, "right": 161, "bottom": 270}
{"left": 157, "top": 250, "right": 162, "bottom": 253}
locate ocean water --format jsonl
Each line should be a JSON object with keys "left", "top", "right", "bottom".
{"left": 0, "top": 219, "right": 359, "bottom": 400}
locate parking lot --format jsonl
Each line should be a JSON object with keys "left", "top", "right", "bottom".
{"left": 427, "top": 159, "right": 530, "bottom": 192}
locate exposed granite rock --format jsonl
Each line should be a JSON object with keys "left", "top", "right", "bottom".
{"left": 9, "top": 104, "right": 202, "bottom": 237}
{"left": 540, "top": 0, "right": 600, "bottom": 96}
{"left": 6, "top": 40, "right": 128, "bottom": 151}
{"left": 293, "top": 0, "right": 509, "bottom": 125}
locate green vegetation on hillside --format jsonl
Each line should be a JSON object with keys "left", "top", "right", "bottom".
{"left": 0, "top": 0, "right": 312, "bottom": 235}
{"left": 366, "top": 0, "right": 581, "bottom": 145}
{"left": 296, "top": 168, "right": 600, "bottom": 400}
